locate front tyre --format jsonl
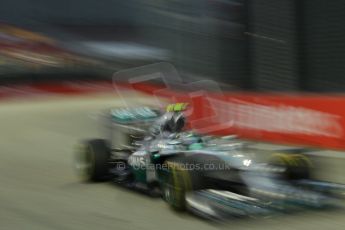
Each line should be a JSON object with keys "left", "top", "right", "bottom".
{"left": 161, "top": 158, "right": 204, "bottom": 211}
{"left": 162, "top": 162, "right": 188, "bottom": 210}
{"left": 75, "top": 139, "right": 110, "bottom": 182}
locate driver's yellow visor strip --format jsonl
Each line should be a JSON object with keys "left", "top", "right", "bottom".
{"left": 166, "top": 103, "right": 189, "bottom": 112}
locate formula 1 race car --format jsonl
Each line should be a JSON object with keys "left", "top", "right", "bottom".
{"left": 74, "top": 103, "right": 345, "bottom": 220}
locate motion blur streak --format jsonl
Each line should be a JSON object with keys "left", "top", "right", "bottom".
{"left": 1, "top": 0, "right": 345, "bottom": 229}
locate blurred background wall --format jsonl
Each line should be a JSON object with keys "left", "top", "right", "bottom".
{"left": 0, "top": 0, "right": 344, "bottom": 92}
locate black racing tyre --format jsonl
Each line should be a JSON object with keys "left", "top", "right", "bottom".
{"left": 161, "top": 161, "right": 190, "bottom": 211}
{"left": 269, "top": 153, "right": 312, "bottom": 180}
{"left": 161, "top": 156, "right": 204, "bottom": 211}
{"left": 75, "top": 139, "right": 110, "bottom": 182}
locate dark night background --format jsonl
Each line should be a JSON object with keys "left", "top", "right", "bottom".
{"left": 1, "top": 0, "right": 345, "bottom": 91}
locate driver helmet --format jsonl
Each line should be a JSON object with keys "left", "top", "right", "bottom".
{"left": 150, "top": 103, "right": 188, "bottom": 136}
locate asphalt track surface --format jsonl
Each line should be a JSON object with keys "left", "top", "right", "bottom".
{"left": 1, "top": 93, "right": 345, "bottom": 230}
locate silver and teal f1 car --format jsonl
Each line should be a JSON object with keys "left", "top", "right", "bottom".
{"left": 75, "top": 103, "right": 345, "bottom": 220}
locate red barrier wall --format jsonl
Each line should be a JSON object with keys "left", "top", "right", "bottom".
{"left": 166, "top": 92, "right": 345, "bottom": 150}
{"left": 129, "top": 82, "right": 345, "bottom": 150}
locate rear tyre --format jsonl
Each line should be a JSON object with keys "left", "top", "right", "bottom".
{"left": 269, "top": 153, "right": 311, "bottom": 180}
{"left": 75, "top": 139, "right": 110, "bottom": 182}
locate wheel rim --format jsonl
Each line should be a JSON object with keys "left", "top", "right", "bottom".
{"left": 164, "top": 185, "right": 171, "bottom": 201}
